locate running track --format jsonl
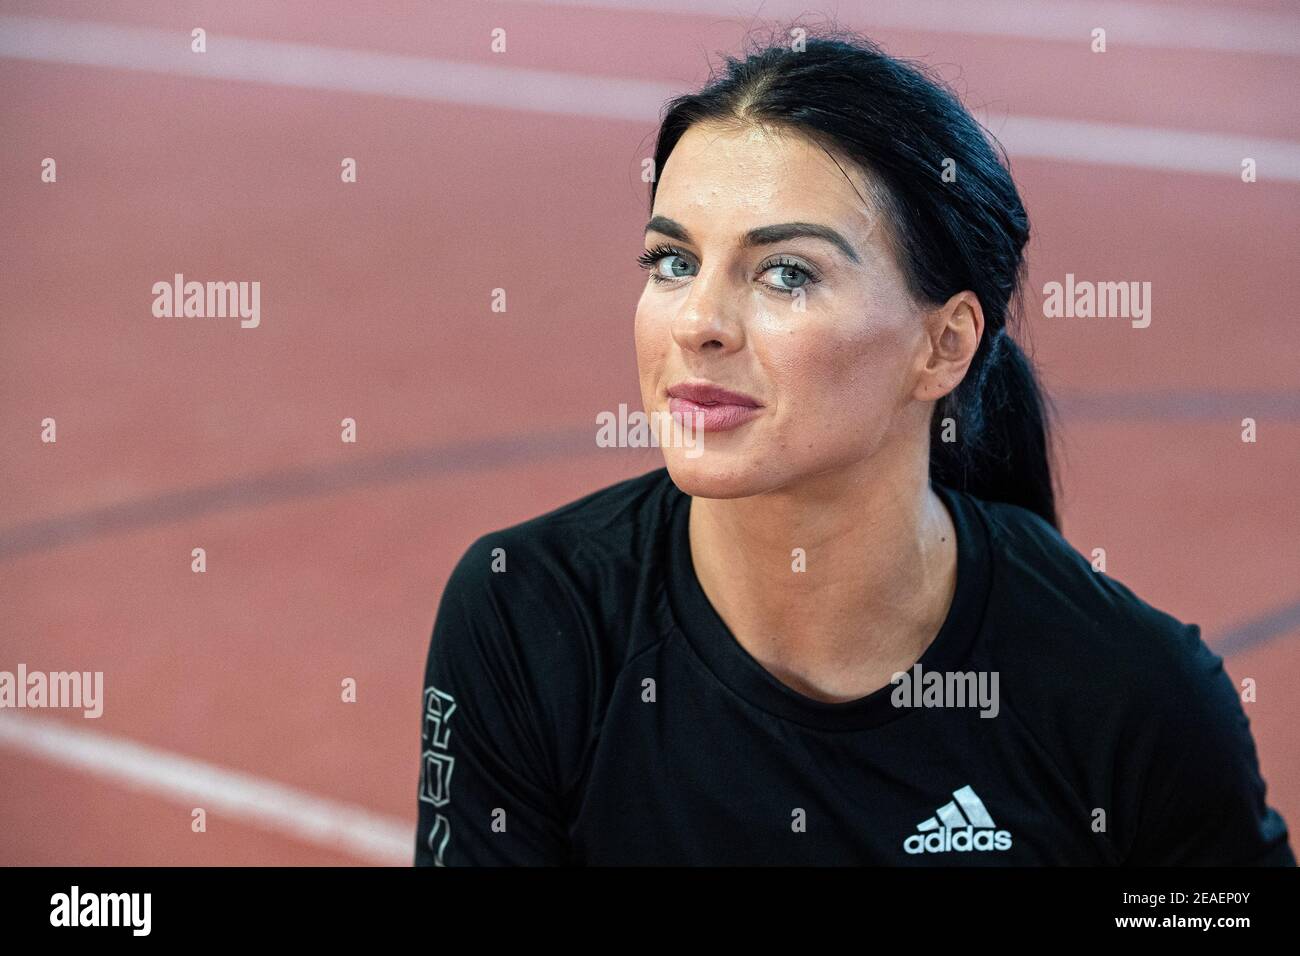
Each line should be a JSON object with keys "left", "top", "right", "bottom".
{"left": 1, "top": 0, "right": 1297, "bottom": 865}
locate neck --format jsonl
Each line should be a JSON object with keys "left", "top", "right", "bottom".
{"left": 687, "top": 438, "right": 957, "bottom": 703}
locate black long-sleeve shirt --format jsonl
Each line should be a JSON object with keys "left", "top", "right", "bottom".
{"left": 415, "top": 467, "right": 1294, "bottom": 865}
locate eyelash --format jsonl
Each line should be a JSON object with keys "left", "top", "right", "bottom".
{"left": 635, "top": 243, "right": 822, "bottom": 295}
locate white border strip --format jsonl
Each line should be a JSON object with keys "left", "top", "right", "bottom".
{"left": 513, "top": 0, "right": 1300, "bottom": 56}
{"left": 2, "top": 15, "right": 1298, "bottom": 180}
{"left": 0, "top": 710, "right": 412, "bottom": 865}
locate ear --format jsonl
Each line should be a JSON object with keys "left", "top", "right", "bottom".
{"left": 912, "top": 290, "right": 984, "bottom": 403}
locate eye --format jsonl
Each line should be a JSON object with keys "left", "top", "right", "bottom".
{"left": 636, "top": 244, "right": 697, "bottom": 284}
{"left": 635, "top": 246, "right": 822, "bottom": 294}
{"left": 759, "top": 257, "right": 821, "bottom": 294}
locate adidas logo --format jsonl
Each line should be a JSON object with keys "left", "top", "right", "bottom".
{"left": 903, "top": 785, "right": 1013, "bottom": 854}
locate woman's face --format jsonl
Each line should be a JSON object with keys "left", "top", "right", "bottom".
{"left": 635, "top": 120, "right": 953, "bottom": 499}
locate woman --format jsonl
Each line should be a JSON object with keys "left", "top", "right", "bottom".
{"left": 415, "top": 28, "right": 1293, "bottom": 866}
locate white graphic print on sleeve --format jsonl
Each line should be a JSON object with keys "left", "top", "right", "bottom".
{"left": 420, "top": 686, "right": 457, "bottom": 865}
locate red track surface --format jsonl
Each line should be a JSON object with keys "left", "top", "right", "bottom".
{"left": 1, "top": 0, "right": 1297, "bottom": 864}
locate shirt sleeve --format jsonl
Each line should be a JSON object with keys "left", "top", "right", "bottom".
{"left": 1123, "top": 623, "right": 1295, "bottom": 866}
{"left": 414, "top": 534, "right": 575, "bottom": 866}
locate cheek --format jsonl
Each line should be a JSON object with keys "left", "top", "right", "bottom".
{"left": 759, "top": 311, "right": 908, "bottom": 419}
{"left": 633, "top": 297, "right": 666, "bottom": 385}
{"left": 834, "top": 325, "right": 909, "bottom": 408}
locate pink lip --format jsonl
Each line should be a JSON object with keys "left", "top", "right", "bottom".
{"left": 666, "top": 381, "right": 763, "bottom": 432}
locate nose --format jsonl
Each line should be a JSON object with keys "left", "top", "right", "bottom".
{"left": 669, "top": 264, "right": 745, "bottom": 355}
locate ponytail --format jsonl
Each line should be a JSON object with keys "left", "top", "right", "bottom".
{"left": 931, "top": 327, "right": 1060, "bottom": 528}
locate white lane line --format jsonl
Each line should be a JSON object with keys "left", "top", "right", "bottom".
{"left": 0, "top": 710, "right": 413, "bottom": 866}
{"left": 989, "top": 113, "right": 1300, "bottom": 180}
{"left": 2, "top": 15, "right": 1298, "bottom": 180}
{"left": 0, "top": 15, "right": 680, "bottom": 122}
{"left": 514, "top": 0, "right": 1300, "bottom": 57}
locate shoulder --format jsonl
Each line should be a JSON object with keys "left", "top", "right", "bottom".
{"left": 443, "top": 466, "right": 675, "bottom": 608}
{"left": 965, "top": 491, "right": 1202, "bottom": 695}
{"left": 430, "top": 466, "right": 676, "bottom": 686}
{"left": 961, "top": 492, "right": 1292, "bottom": 863}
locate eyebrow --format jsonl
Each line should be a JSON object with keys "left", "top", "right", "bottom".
{"left": 644, "top": 215, "right": 861, "bottom": 264}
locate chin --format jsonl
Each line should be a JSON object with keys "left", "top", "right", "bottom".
{"left": 660, "top": 446, "right": 776, "bottom": 499}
